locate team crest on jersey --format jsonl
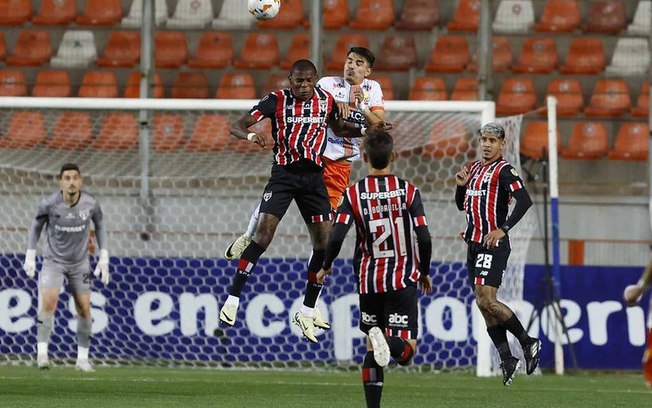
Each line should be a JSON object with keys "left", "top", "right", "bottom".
{"left": 511, "top": 168, "right": 519, "bottom": 177}
{"left": 79, "top": 210, "right": 89, "bottom": 220}
{"left": 263, "top": 191, "right": 272, "bottom": 201}
{"left": 319, "top": 99, "right": 328, "bottom": 112}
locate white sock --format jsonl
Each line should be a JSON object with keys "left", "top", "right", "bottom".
{"left": 244, "top": 204, "right": 261, "bottom": 239}
{"left": 37, "top": 342, "right": 48, "bottom": 357}
{"left": 77, "top": 346, "right": 89, "bottom": 361}
{"left": 225, "top": 295, "right": 240, "bottom": 307}
{"left": 300, "top": 305, "right": 314, "bottom": 318}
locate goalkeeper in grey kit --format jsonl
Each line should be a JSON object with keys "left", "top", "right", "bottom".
{"left": 22, "top": 163, "right": 109, "bottom": 372}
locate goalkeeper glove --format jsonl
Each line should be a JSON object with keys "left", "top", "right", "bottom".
{"left": 93, "top": 249, "right": 110, "bottom": 285}
{"left": 23, "top": 249, "right": 36, "bottom": 278}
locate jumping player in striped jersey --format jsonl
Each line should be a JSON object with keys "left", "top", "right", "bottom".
{"left": 219, "top": 60, "right": 390, "bottom": 343}
{"left": 454, "top": 122, "right": 540, "bottom": 386}
{"left": 317, "top": 131, "right": 432, "bottom": 408}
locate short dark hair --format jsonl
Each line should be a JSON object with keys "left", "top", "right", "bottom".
{"left": 365, "top": 131, "right": 393, "bottom": 169}
{"left": 348, "top": 47, "right": 375, "bottom": 68}
{"left": 290, "top": 59, "right": 317, "bottom": 75}
{"left": 59, "top": 163, "right": 80, "bottom": 179}
{"left": 479, "top": 122, "right": 506, "bottom": 140}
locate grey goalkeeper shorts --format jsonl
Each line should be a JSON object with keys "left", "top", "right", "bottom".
{"left": 39, "top": 257, "right": 92, "bottom": 294}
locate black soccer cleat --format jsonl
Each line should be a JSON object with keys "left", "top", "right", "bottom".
{"left": 500, "top": 356, "right": 522, "bottom": 386}
{"left": 523, "top": 338, "right": 542, "bottom": 375}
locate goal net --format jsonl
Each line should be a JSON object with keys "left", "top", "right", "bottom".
{"left": 0, "top": 98, "right": 531, "bottom": 373}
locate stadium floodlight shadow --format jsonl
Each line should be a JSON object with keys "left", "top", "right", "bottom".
{"left": 521, "top": 148, "right": 578, "bottom": 372}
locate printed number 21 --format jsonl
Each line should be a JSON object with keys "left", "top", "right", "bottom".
{"left": 369, "top": 217, "right": 407, "bottom": 258}
{"left": 475, "top": 254, "right": 493, "bottom": 269}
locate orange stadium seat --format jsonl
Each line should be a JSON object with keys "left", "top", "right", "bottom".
{"left": 632, "top": 81, "right": 649, "bottom": 117}
{"left": 468, "top": 36, "right": 512, "bottom": 73}
{"left": 535, "top": 0, "right": 580, "bottom": 32}
{"left": 422, "top": 119, "right": 469, "bottom": 158}
{"left": 76, "top": 0, "right": 122, "bottom": 26}
{"left": 0, "top": 112, "right": 46, "bottom": 149}
{"left": 562, "top": 122, "right": 608, "bottom": 159}
{"left": 96, "top": 31, "right": 140, "bottom": 68}
{"left": 559, "top": 38, "right": 605, "bottom": 74}
{"left": 451, "top": 77, "right": 478, "bottom": 101}
{"left": 124, "top": 72, "right": 164, "bottom": 98}
{"left": 425, "top": 36, "right": 470, "bottom": 73}
{"left": 375, "top": 35, "right": 418, "bottom": 71}
{"left": 153, "top": 114, "right": 185, "bottom": 151}
{"left": 0, "top": 32, "right": 6, "bottom": 61}
{"left": 185, "top": 114, "right": 231, "bottom": 152}
{"left": 171, "top": 72, "right": 209, "bottom": 99}
{"left": 350, "top": 0, "right": 395, "bottom": 30}
{"left": 78, "top": 71, "right": 119, "bottom": 98}
{"left": 257, "top": 0, "right": 304, "bottom": 29}
{"left": 608, "top": 123, "right": 649, "bottom": 161}
{"left": 584, "top": 79, "right": 631, "bottom": 118}
{"left": 233, "top": 33, "right": 280, "bottom": 70}
{"left": 496, "top": 78, "right": 537, "bottom": 115}
{"left": 280, "top": 33, "right": 311, "bottom": 70}
{"left": 583, "top": 0, "right": 626, "bottom": 34}
{"left": 155, "top": 31, "right": 188, "bottom": 68}
{"left": 447, "top": 0, "right": 480, "bottom": 32}
{"left": 188, "top": 32, "right": 233, "bottom": 69}
{"left": 512, "top": 37, "right": 558, "bottom": 74}
{"left": 323, "top": 0, "right": 349, "bottom": 30}
{"left": 521, "top": 121, "right": 561, "bottom": 160}
{"left": 32, "top": 0, "right": 76, "bottom": 25}
{"left": 262, "top": 74, "right": 291, "bottom": 95}
{"left": 545, "top": 79, "right": 584, "bottom": 117}
{"left": 32, "top": 70, "right": 71, "bottom": 97}
{"left": 369, "top": 76, "right": 394, "bottom": 100}
{"left": 0, "top": 0, "right": 31, "bottom": 25}
{"left": 0, "top": 70, "right": 27, "bottom": 96}
{"left": 395, "top": 0, "right": 440, "bottom": 31}
{"left": 6, "top": 30, "right": 52, "bottom": 66}
{"left": 216, "top": 73, "right": 256, "bottom": 99}
{"left": 409, "top": 77, "right": 447, "bottom": 100}
{"left": 94, "top": 113, "right": 139, "bottom": 150}
{"left": 48, "top": 112, "right": 93, "bottom": 150}
{"left": 325, "top": 34, "right": 370, "bottom": 71}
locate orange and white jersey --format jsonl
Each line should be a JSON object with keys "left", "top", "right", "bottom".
{"left": 317, "top": 76, "right": 385, "bottom": 162}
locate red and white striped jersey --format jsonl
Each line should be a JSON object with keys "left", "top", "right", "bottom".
{"left": 461, "top": 158, "right": 525, "bottom": 243}
{"left": 335, "top": 174, "right": 428, "bottom": 294}
{"left": 249, "top": 87, "right": 337, "bottom": 167}
{"left": 317, "top": 76, "right": 385, "bottom": 162}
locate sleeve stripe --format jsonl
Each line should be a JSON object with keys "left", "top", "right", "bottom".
{"left": 509, "top": 181, "right": 523, "bottom": 192}
{"left": 251, "top": 109, "right": 264, "bottom": 120}
{"left": 335, "top": 213, "right": 352, "bottom": 224}
{"left": 413, "top": 216, "right": 427, "bottom": 227}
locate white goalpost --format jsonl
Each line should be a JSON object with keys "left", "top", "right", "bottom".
{"left": 0, "top": 97, "right": 532, "bottom": 375}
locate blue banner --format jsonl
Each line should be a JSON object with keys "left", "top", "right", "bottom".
{"left": 0, "top": 254, "right": 648, "bottom": 370}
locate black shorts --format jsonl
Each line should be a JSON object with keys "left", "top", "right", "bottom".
{"left": 359, "top": 286, "right": 418, "bottom": 339}
{"left": 466, "top": 240, "right": 511, "bottom": 288}
{"left": 258, "top": 163, "right": 332, "bottom": 224}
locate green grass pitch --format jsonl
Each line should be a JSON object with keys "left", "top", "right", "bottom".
{"left": 0, "top": 365, "right": 649, "bottom": 407}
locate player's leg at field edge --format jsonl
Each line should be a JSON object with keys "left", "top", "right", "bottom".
{"left": 72, "top": 291, "right": 93, "bottom": 365}
{"left": 37, "top": 287, "right": 59, "bottom": 367}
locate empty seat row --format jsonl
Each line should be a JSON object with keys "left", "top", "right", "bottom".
{"left": 0, "top": 111, "right": 271, "bottom": 153}
{"left": 495, "top": 78, "right": 648, "bottom": 117}
{"left": 521, "top": 121, "right": 648, "bottom": 161}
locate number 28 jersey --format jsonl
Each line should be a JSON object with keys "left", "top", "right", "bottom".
{"left": 334, "top": 174, "right": 428, "bottom": 294}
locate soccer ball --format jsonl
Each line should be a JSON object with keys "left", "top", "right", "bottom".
{"left": 248, "top": 0, "right": 281, "bottom": 20}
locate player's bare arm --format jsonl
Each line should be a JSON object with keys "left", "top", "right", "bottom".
{"left": 624, "top": 258, "right": 652, "bottom": 306}
{"left": 327, "top": 118, "right": 393, "bottom": 138}
{"left": 230, "top": 113, "right": 268, "bottom": 149}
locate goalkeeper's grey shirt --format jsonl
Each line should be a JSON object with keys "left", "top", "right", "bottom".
{"left": 27, "top": 191, "right": 107, "bottom": 265}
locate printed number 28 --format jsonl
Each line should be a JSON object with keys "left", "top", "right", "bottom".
{"left": 475, "top": 254, "right": 493, "bottom": 269}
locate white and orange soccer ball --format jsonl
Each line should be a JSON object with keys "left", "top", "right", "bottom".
{"left": 248, "top": 0, "right": 281, "bottom": 20}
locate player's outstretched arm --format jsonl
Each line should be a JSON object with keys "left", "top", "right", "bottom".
{"left": 624, "top": 258, "right": 652, "bottom": 306}
{"left": 230, "top": 113, "right": 268, "bottom": 149}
